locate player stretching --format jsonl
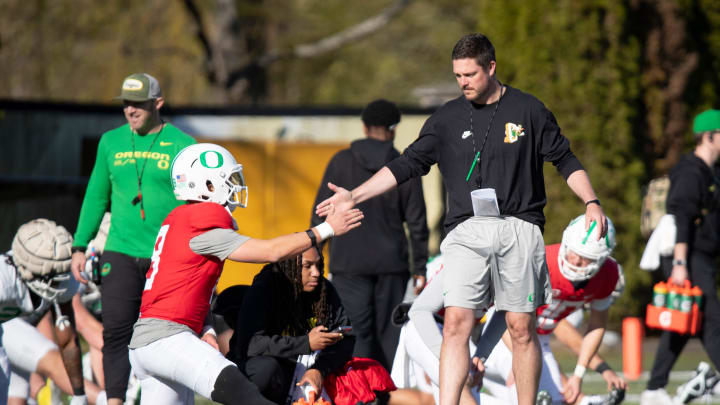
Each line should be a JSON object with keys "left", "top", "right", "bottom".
{"left": 0, "top": 219, "right": 88, "bottom": 404}
{"left": 127, "top": 143, "right": 363, "bottom": 405}
{"left": 483, "top": 215, "right": 625, "bottom": 405}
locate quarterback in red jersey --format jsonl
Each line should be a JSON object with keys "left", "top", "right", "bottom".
{"left": 127, "top": 143, "right": 363, "bottom": 405}
{"left": 482, "top": 215, "right": 625, "bottom": 405}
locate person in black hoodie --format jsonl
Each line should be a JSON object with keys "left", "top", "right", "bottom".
{"left": 230, "top": 249, "right": 354, "bottom": 404}
{"left": 310, "top": 99, "right": 429, "bottom": 373}
{"left": 641, "top": 109, "right": 720, "bottom": 405}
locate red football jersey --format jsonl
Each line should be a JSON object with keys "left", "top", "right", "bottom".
{"left": 535, "top": 243, "right": 619, "bottom": 335}
{"left": 140, "top": 202, "right": 235, "bottom": 334}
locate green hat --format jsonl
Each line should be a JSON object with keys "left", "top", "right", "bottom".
{"left": 693, "top": 109, "right": 720, "bottom": 133}
{"left": 115, "top": 73, "right": 162, "bottom": 101}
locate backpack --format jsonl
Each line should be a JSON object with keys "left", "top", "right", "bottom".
{"left": 640, "top": 175, "right": 670, "bottom": 238}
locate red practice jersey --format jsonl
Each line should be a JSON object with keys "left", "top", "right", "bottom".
{"left": 140, "top": 202, "right": 234, "bottom": 335}
{"left": 535, "top": 243, "right": 619, "bottom": 335}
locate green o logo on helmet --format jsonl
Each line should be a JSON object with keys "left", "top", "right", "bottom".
{"left": 199, "top": 151, "right": 224, "bottom": 169}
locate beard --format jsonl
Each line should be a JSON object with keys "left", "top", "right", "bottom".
{"left": 464, "top": 78, "right": 499, "bottom": 104}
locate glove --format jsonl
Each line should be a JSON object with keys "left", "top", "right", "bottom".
{"left": 391, "top": 302, "right": 412, "bottom": 326}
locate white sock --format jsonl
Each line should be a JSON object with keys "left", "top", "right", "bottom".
{"left": 95, "top": 390, "right": 108, "bottom": 405}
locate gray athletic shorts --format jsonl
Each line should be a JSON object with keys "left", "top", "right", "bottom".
{"left": 440, "top": 216, "right": 551, "bottom": 313}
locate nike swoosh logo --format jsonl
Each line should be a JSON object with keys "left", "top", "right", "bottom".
{"left": 461, "top": 131, "right": 473, "bottom": 139}
{"left": 159, "top": 141, "right": 173, "bottom": 146}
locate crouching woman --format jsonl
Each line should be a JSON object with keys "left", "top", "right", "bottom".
{"left": 230, "top": 248, "right": 354, "bottom": 404}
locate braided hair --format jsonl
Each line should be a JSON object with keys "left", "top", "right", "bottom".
{"left": 256, "top": 252, "right": 330, "bottom": 337}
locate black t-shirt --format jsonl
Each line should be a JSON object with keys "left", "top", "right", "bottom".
{"left": 387, "top": 86, "right": 583, "bottom": 233}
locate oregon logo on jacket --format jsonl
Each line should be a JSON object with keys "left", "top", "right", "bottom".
{"left": 504, "top": 122, "right": 525, "bottom": 144}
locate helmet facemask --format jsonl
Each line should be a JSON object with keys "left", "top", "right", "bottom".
{"left": 224, "top": 165, "right": 248, "bottom": 210}
{"left": 25, "top": 272, "right": 72, "bottom": 302}
{"left": 558, "top": 246, "right": 603, "bottom": 282}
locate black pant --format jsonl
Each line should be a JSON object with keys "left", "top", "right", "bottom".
{"left": 331, "top": 273, "right": 408, "bottom": 370}
{"left": 99, "top": 251, "right": 151, "bottom": 400}
{"left": 647, "top": 252, "right": 720, "bottom": 389}
{"left": 244, "top": 356, "right": 297, "bottom": 404}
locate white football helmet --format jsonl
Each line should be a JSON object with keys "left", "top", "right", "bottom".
{"left": 558, "top": 215, "right": 616, "bottom": 282}
{"left": 171, "top": 143, "right": 248, "bottom": 210}
{"left": 11, "top": 219, "right": 75, "bottom": 302}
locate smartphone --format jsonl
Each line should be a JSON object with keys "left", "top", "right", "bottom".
{"left": 331, "top": 326, "right": 353, "bottom": 334}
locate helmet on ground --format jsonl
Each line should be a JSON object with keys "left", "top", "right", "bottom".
{"left": 558, "top": 215, "right": 616, "bottom": 282}
{"left": 170, "top": 143, "right": 248, "bottom": 210}
{"left": 11, "top": 219, "right": 74, "bottom": 301}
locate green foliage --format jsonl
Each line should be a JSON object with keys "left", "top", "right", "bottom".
{"left": 0, "top": 0, "right": 206, "bottom": 103}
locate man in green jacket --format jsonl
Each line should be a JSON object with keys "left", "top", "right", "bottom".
{"left": 69, "top": 73, "right": 195, "bottom": 405}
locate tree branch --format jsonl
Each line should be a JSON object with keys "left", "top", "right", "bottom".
{"left": 181, "top": 0, "right": 216, "bottom": 83}
{"left": 230, "top": 0, "right": 413, "bottom": 87}
{"left": 292, "top": 0, "right": 411, "bottom": 59}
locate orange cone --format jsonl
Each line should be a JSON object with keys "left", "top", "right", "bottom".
{"left": 622, "top": 317, "right": 643, "bottom": 380}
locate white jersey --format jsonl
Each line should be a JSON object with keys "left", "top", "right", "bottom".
{"left": 0, "top": 255, "right": 41, "bottom": 322}
{"left": 0, "top": 254, "right": 39, "bottom": 404}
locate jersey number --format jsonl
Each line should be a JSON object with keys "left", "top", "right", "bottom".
{"left": 145, "top": 224, "right": 170, "bottom": 291}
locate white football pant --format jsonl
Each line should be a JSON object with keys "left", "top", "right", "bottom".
{"left": 391, "top": 319, "right": 481, "bottom": 404}
{"left": 129, "top": 331, "right": 236, "bottom": 405}
{"left": 483, "top": 333, "right": 564, "bottom": 404}
{"left": 2, "top": 317, "right": 58, "bottom": 399}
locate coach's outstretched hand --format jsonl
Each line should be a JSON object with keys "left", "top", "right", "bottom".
{"left": 316, "top": 182, "right": 355, "bottom": 218}
{"left": 322, "top": 196, "right": 363, "bottom": 237}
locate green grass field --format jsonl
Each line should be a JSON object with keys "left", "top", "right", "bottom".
{"left": 548, "top": 335, "right": 716, "bottom": 404}
{"left": 191, "top": 335, "right": 718, "bottom": 405}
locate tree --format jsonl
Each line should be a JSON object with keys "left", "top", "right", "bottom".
{"left": 181, "top": 0, "right": 415, "bottom": 103}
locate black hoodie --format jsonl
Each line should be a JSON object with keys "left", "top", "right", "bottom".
{"left": 667, "top": 154, "right": 720, "bottom": 255}
{"left": 311, "top": 138, "right": 429, "bottom": 275}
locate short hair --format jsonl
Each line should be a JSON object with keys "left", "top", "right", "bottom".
{"left": 361, "top": 99, "right": 401, "bottom": 129}
{"left": 451, "top": 33, "right": 496, "bottom": 70}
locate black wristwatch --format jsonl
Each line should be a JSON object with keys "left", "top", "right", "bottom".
{"left": 305, "top": 229, "right": 317, "bottom": 247}
{"left": 585, "top": 199, "right": 601, "bottom": 207}
{"left": 672, "top": 258, "right": 687, "bottom": 267}
{"left": 71, "top": 247, "right": 85, "bottom": 254}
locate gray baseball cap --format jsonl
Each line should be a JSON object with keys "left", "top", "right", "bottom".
{"left": 115, "top": 73, "right": 162, "bottom": 101}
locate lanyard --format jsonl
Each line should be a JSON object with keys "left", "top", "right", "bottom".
{"left": 465, "top": 84, "right": 505, "bottom": 185}
{"left": 130, "top": 123, "right": 163, "bottom": 220}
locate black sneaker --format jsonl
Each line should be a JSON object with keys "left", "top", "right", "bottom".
{"left": 583, "top": 388, "right": 626, "bottom": 405}
{"left": 535, "top": 390, "right": 552, "bottom": 405}
{"left": 706, "top": 368, "right": 720, "bottom": 395}
{"left": 603, "top": 387, "right": 625, "bottom": 405}
{"left": 675, "top": 361, "right": 713, "bottom": 404}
